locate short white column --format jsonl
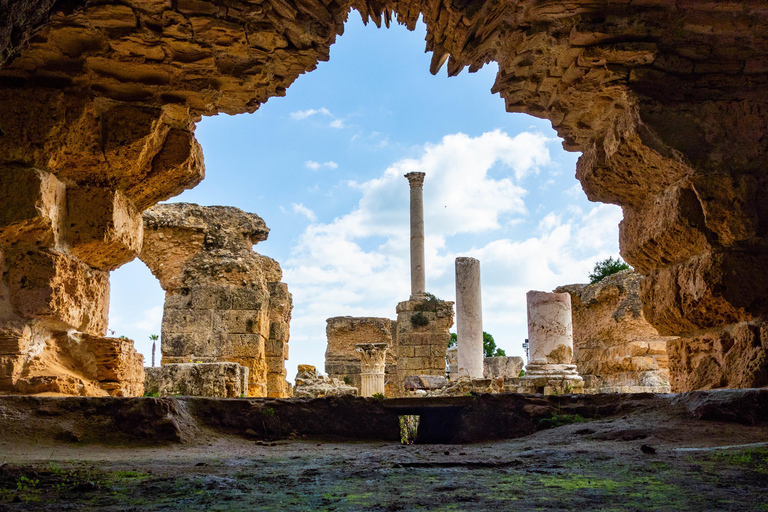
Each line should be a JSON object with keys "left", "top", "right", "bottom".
{"left": 405, "top": 172, "right": 426, "bottom": 300}
{"left": 355, "top": 343, "right": 389, "bottom": 397}
{"left": 527, "top": 290, "right": 573, "bottom": 364}
{"left": 455, "top": 257, "right": 483, "bottom": 378}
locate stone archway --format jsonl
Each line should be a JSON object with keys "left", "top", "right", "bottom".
{"left": 1, "top": 0, "right": 767, "bottom": 394}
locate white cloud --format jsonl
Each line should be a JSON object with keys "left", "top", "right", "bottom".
{"left": 292, "top": 203, "right": 318, "bottom": 222}
{"left": 290, "top": 107, "right": 331, "bottom": 120}
{"left": 290, "top": 107, "right": 346, "bottom": 129}
{"left": 305, "top": 160, "right": 339, "bottom": 171}
{"left": 282, "top": 130, "right": 616, "bottom": 370}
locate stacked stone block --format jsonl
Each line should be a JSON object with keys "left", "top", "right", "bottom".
{"left": 556, "top": 270, "right": 674, "bottom": 393}
{"left": 325, "top": 317, "right": 397, "bottom": 396}
{"left": 140, "top": 203, "right": 293, "bottom": 398}
{"left": 395, "top": 298, "right": 454, "bottom": 396}
{"left": 144, "top": 362, "right": 248, "bottom": 398}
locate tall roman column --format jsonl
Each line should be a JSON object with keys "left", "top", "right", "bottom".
{"left": 405, "top": 172, "right": 426, "bottom": 300}
{"left": 455, "top": 257, "right": 484, "bottom": 378}
{"left": 355, "top": 343, "right": 389, "bottom": 397}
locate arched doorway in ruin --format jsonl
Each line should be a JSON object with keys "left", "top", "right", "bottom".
{"left": 1, "top": 1, "right": 767, "bottom": 396}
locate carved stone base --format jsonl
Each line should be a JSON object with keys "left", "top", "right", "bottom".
{"left": 516, "top": 363, "right": 584, "bottom": 395}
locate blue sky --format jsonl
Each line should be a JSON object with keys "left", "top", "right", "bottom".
{"left": 108, "top": 16, "right": 622, "bottom": 379}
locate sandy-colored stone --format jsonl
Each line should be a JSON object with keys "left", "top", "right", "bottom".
{"left": 395, "top": 298, "right": 454, "bottom": 396}
{"left": 293, "top": 364, "right": 358, "bottom": 398}
{"left": 144, "top": 362, "right": 248, "bottom": 398}
{"left": 3, "top": 1, "right": 768, "bottom": 392}
{"left": 325, "top": 316, "right": 396, "bottom": 396}
{"left": 483, "top": 357, "right": 524, "bottom": 379}
{"left": 556, "top": 270, "right": 673, "bottom": 394}
{"left": 140, "top": 203, "right": 291, "bottom": 398}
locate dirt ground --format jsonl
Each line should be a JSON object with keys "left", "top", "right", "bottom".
{"left": 0, "top": 403, "right": 766, "bottom": 511}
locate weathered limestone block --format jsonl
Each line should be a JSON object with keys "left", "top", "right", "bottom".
{"left": 79, "top": 334, "right": 145, "bottom": 397}
{"left": 141, "top": 203, "right": 291, "bottom": 398}
{"left": 66, "top": 187, "right": 143, "bottom": 271}
{"left": 4, "top": 249, "right": 109, "bottom": 334}
{"left": 143, "top": 362, "right": 248, "bottom": 398}
{"left": 293, "top": 364, "right": 357, "bottom": 398}
{"left": 0, "top": 166, "right": 65, "bottom": 250}
{"left": 446, "top": 346, "right": 458, "bottom": 380}
{"left": 483, "top": 357, "right": 524, "bottom": 379}
{"left": 556, "top": 271, "right": 673, "bottom": 394}
{"left": 667, "top": 321, "right": 768, "bottom": 392}
{"left": 395, "top": 298, "right": 454, "bottom": 396}
{"left": 1, "top": 330, "right": 143, "bottom": 397}
{"left": 403, "top": 375, "right": 447, "bottom": 391}
{"left": 641, "top": 251, "right": 768, "bottom": 336}
{"left": 325, "top": 316, "right": 396, "bottom": 396}
{"left": 5, "top": 0, "right": 768, "bottom": 394}
{"left": 433, "top": 377, "right": 505, "bottom": 397}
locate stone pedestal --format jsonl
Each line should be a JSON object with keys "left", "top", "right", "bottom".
{"left": 405, "top": 172, "right": 426, "bottom": 300}
{"left": 455, "top": 257, "right": 483, "bottom": 378}
{"left": 395, "top": 298, "right": 454, "bottom": 396}
{"left": 518, "top": 290, "right": 583, "bottom": 394}
{"left": 355, "top": 343, "right": 388, "bottom": 397}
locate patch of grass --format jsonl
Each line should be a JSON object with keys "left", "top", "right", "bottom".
{"left": 538, "top": 414, "right": 588, "bottom": 429}
{"left": 709, "top": 447, "right": 768, "bottom": 474}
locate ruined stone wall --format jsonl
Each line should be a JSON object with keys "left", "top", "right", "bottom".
{"left": 140, "top": 203, "right": 292, "bottom": 398}
{"left": 556, "top": 270, "right": 674, "bottom": 394}
{"left": 2, "top": 1, "right": 768, "bottom": 391}
{"left": 144, "top": 362, "right": 249, "bottom": 398}
{"left": 325, "top": 317, "right": 396, "bottom": 397}
{"left": 395, "top": 298, "right": 453, "bottom": 396}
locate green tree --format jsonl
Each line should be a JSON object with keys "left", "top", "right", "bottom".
{"left": 588, "top": 256, "right": 631, "bottom": 284}
{"left": 448, "top": 332, "right": 506, "bottom": 358}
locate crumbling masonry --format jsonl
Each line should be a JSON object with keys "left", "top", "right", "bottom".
{"left": 140, "top": 203, "right": 292, "bottom": 398}
{"left": 1, "top": 1, "right": 768, "bottom": 392}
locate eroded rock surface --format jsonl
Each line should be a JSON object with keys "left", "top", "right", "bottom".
{"left": 556, "top": 270, "right": 674, "bottom": 393}
{"left": 2, "top": 1, "right": 768, "bottom": 391}
{"left": 293, "top": 364, "right": 358, "bottom": 398}
{"left": 140, "top": 203, "right": 292, "bottom": 398}
{"left": 144, "top": 362, "right": 249, "bottom": 398}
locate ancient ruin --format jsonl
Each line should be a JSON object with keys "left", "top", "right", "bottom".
{"left": 556, "top": 270, "right": 673, "bottom": 393}
{"left": 325, "top": 316, "right": 397, "bottom": 395}
{"left": 0, "top": 0, "right": 766, "bottom": 395}
{"left": 518, "top": 291, "right": 584, "bottom": 394}
{"left": 144, "top": 361, "right": 248, "bottom": 398}
{"left": 293, "top": 364, "right": 357, "bottom": 398}
{"left": 455, "top": 257, "right": 483, "bottom": 379}
{"left": 139, "top": 203, "right": 292, "bottom": 398}
{"left": 355, "top": 343, "right": 388, "bottom": 397}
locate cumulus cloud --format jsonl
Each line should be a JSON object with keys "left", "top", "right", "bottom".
{"left": 305, "top": 160, "right": 339, "bottom": 171}
{"left": 292, "top": 203, "right": 318, "bottom": 222}
{"left": 282, "top": 130, "right": 619, "bottom": 367}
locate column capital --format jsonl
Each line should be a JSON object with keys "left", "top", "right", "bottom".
{"left": 355, "top": 343, "right": 389, "bottom": 374}
{"left": 404, "top": 172, "right": 425, "bottom": 188}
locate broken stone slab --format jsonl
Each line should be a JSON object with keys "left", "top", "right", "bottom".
{"left": 483, "top": 356, "right": 524, "bottom": 379}
{"left": 293, "top": 364, "right": 358, "bottom": 398}
{"left": 403, "top": 375, "right": 448, "bottom": 390}
{"left": 144, "top": 362, "right": 249, "bottom": 398}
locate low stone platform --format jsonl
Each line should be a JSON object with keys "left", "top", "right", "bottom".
{"left": 144, "top": 362, "right": 249, "bottom": 398}
{"left": 0, "top": 389, "right": 765, "bottom": 446}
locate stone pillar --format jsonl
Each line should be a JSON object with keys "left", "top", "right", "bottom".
{"left": 518, "top": 290, "right": 583, "bottom": 394}
{"left": 355, "top": 343, "right": 389, "bottom": 397}
{"left": 455, "top": 257, "right": 483, "bottom": 378}
{"left": 405, "top": 172, "right": 426, "bottom": 300}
